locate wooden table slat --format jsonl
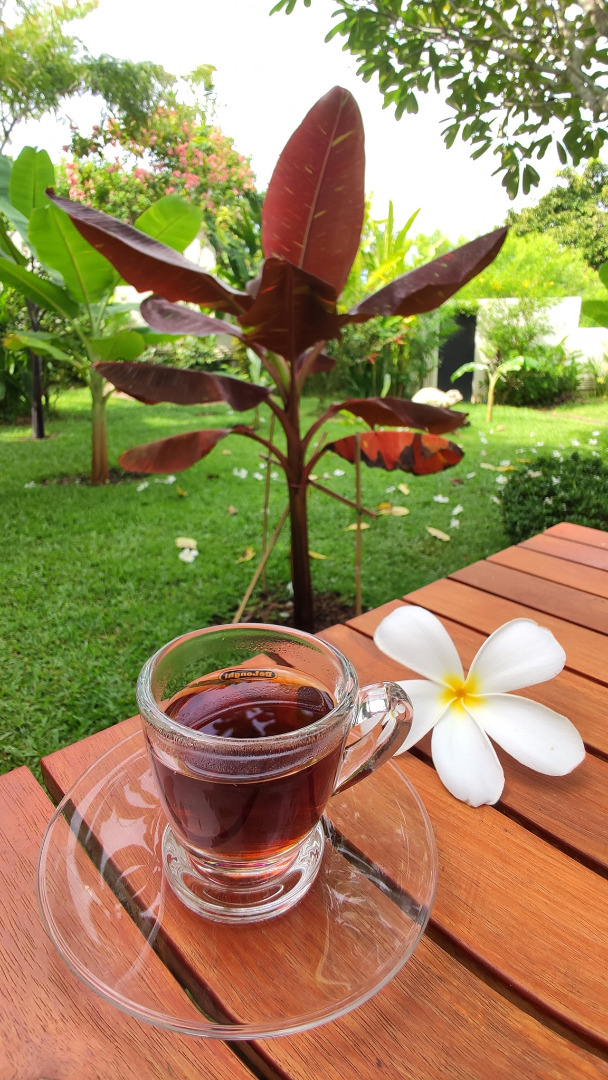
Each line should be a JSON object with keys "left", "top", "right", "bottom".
{"left": 0, "top": 767, "right": 253, "bottom": 1080}
{"left": 546, "top": 523, "right": 608, "bottom": 550}
{"left": 450, "top": 560, "right": 608, "bottom": 635}
{"left": 402, "top": 577, "right": 608, "bottom": 685}
{"left": 521, "top": 533, "right": 608, "bottom": 572}
{"left": 488, "top": 545, "right": 608, "bottom": 599}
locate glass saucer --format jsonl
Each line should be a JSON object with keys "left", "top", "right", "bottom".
{"left": 37, "top": 730, "right": 437, "bottom": 1040}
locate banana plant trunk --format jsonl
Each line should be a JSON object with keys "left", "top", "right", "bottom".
{"left": 30, "top": 351, "right": 45, "bottom": 440}
{"left": 288, "top": 477, "right": 314, "bottom": 633}
{"left": 285, "top": 391, "right": 314, "bottom": 632}
{"left": 90, "top": 367, "right": 109, "bottom": 485}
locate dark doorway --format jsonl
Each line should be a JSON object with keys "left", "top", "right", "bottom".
{"left": 438, "top": 314, "right": 476, "bottom": 401}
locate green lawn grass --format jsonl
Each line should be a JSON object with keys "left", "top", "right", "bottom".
{"left": 2, "top": 388, "right": 607, "bottom": 776}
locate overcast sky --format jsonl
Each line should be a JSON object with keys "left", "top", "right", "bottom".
{"left": 9, "top": 0, "right": 566, "bottom": 241}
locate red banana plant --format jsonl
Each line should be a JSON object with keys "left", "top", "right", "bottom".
{"left": 47, "top": 86, "right": 507, "bottom": 630}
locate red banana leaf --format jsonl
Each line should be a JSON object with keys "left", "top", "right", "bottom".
{"left": 141, "top": 296, "right": 244, "bottom": 339}
{"left": 94, "top": 361, "right": 271, "bottom": 410}
{"left": 45, "top": 191, "right": 253, "bottom": 316}
{"left": 347, "top": 228, "right": 508, "bottom": 320}
{"left": 330, "top": 396, "right": 468, "bottom": 434}
{"left": 120, "top": 428, "right": 233, "bottom": 473}
{"left": 262, "top": 86, "right": 365, "bottom": 295}
{"left": 239, "top": 257, "right": 341, "bottom": 361}
{"left": 327, "top": 430, "right": 464, "bottom": 474}
{"left": 296, "top": 348, "right": 337, "bottom": 376}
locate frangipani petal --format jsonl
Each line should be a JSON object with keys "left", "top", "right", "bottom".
{"left": 432, "top": 708, "right": 505, "bottom": 806}
{"left": 395, "top": 680, "right": 447, "bottom": 752}
{"left": 470, "top": 694, "right": 586, "bottom": 776}
{"left": 374, "top": 606, "right": 463, "bottom": 684}
{"left": 468, "top": 619, "right": 565, "bottom": 693}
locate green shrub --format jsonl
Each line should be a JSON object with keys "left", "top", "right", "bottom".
{"left": 501, "top": 451, "right": 608, "bottom": 542}
{"left": 495, "top": 346, "right": 580, "bottom": 407}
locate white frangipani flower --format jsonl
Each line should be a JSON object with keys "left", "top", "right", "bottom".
{"left": 374, "top": 606, "right": 585, "bottom": 807}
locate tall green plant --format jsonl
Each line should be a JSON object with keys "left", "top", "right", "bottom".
{"left": 0, "top": 147, "right": 200, "bottom": 481}
{"left": 452, "top": 298, "right": 556, "bottom": 421}
{"left": 49, "top": 87, "right": 507, "bottom": 628}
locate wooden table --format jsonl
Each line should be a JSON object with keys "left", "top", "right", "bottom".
{"left": 1, "top": 521, "right": 607, "bottom": 1079}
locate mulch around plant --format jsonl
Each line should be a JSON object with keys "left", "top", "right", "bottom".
{"left": 233, "top": 589, "right": 359, "bottom": 633}
{"left": 38, "top": 467, "right": 149, "bottom": 486}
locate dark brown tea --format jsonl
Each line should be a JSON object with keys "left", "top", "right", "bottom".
{"left": 147, "top": 667, "right": 342, "bottom": 862}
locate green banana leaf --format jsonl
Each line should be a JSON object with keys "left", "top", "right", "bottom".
{"left": 0, "top": 259, "right": 79, "bottom": 318}
{"left": 134, "top": 195, "right": 203, "bottom": 253}
{"left": 9, "top": 147, "right": 55, "bottom": 218}
{"left": 3, "top": 330, "right": 74, "bottom": 361}
{"left": 89, "top": 330, "right": 148, "bottom": 361}
{"left": 29, "top": 202, "right": 116, "bottom": 305}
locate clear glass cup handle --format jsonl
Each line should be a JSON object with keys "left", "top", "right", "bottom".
{"left": 333, "top": 683, "right": 413, "bottom": 795}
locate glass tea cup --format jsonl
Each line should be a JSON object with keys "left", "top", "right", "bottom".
{"left": 137, "top": 623, "right": 412, "bottom": 923}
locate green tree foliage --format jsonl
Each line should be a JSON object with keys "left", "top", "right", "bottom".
{"left": 325, "top": 203, "right": 455, "bottom": 397}
{"left": 55, "top": 70, "right": 261, "bottom": 287}
{"left": 0, "top": 0, "right": 174, "bottom": 151}
{"left": 272, "top": 0, "right": 608, "bottom": 197}
{"left": 57, "top": 69, "right": 257, "bottom": 232}
{"left": 455, "top": 232, "right": 601, "bottom": 304}
{"left": 508, "top": 160, "right": 608, "bottom": 271}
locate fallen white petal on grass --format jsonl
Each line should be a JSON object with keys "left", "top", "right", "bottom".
{"left": 570, "top": 439, "right": 580, "bottom": 447}
{"left": 154, "top": 475, "right": 176, "bottom": 485}
{"left": 452, "top": 504, "right": 464, "bottom": 515}
{"left": 333, "top": 469, "right": 345, "bottom": 477}
{"left": 385, "top": 485, "right": 396, "bottom": 493}
{"left": 136, "top": 481, "right": 149, "bottom": 492}
{"left": 178, "top": 548, "right": 199, "bottom": 564}
{"left": 496, "top": 475, "right": 508, "bottom": 485}
{"left": 433, "top": 494, "right": 450, "bottom": 503}
{"left": 466, "top": 472, "right": 476, "bottom": 479}
{"left": 490, "top": 495, "right": 502, "bottom": 505}
{"left": 24, "top": 481, "right": 36, "bottom": 488}
{"left": 527, "top": 470, "right": 542, "bottom": 478}
{"left": 232, "top": 468, "right": 248, "bottom": 479}
{"left": 253, "top": 472, "right": 264, "bottom": 481}
{"left": 450, "top": 518, "right": 460, "bottom": 529}
{"left": 589, "top": 439, "right": 598, "bottom": 446}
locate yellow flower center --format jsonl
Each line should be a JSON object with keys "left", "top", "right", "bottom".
{"left": 440, "top": 671, "right": 480, "bottom": 712}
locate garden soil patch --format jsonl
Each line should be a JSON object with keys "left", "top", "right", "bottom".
{"left": 217, "top": 590, "right": 358, "bottom": 633}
